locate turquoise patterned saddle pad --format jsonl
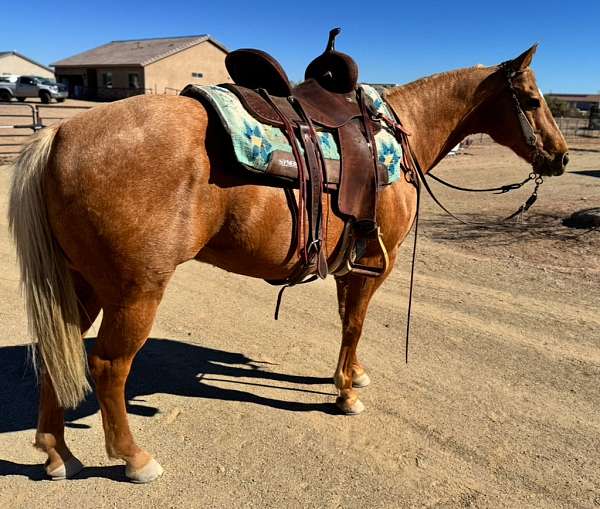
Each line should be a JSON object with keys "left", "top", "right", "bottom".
{"left": 190, "top": 84, "right": 403, "bottom": 184}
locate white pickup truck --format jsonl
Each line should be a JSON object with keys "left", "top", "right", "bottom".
{"left": 0, "top": 75, "right": 68, "bottom": 103}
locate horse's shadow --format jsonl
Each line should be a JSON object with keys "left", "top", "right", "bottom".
{"left": 0, "top": 337, "right": 337, "bottom": 437}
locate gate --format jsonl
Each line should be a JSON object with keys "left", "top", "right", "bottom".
{"left": 0, "top": 102, "right": 92, "bottom": 161}
{"left": 590, "top": 104, "right": 600, "bottom": 131}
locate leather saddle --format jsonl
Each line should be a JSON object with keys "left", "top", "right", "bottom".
{"left": 217, "top": 29, "right": 389, "bottom": 284}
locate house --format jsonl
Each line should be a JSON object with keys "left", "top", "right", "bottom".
{"left": 545, "top": 93, "right": 600, "bottom": 112}
{"left": 0, "top": 51, "right": 54, "bottom": 79}
{"left": 52, "top": 35, "right": 229, "bottom": 101}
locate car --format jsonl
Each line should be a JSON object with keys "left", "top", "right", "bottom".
{"left": 0, "top": 75, "right": 68, "bottom": 103}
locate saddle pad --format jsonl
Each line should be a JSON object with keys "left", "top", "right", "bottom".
{"left": 188, "top": 84, "right": 403, "bottom": 183}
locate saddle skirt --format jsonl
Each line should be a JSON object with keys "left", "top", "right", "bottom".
{"left": 181, "top": 83, "right": 404, "bottom": 187}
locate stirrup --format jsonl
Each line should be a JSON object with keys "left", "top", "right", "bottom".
{"left": 337, "top": 226, "right": 389, "bottom": 278}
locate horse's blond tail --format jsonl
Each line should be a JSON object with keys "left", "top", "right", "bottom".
{"left": 8, "top": 125, "right": 90, "bottom": 409}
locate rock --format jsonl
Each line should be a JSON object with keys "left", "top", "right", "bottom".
{"left": 563, "top": 208, "right": 600, "bottom": 228}
{"left": 164, "top": 407, "right": 182, "bottom": 424}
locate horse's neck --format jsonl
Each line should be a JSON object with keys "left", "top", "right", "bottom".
{"left": 385, "top": 67, "right": 499, "bottom": 172}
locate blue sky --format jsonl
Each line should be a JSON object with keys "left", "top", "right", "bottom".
{"left": 3, "top": 0, "right": 599, "bottom": 93}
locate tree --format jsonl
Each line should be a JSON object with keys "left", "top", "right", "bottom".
{"left": 544, "top": 96, "right": 570, "bottom": 117}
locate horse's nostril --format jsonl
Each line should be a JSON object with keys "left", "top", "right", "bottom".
{"left": 562, "top": 153, "right": 569, "bottom": 167}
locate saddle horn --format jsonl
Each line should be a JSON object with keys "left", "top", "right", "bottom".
{"left": 305, "top": 27, "right": 358, "bottom": 94}
{"left": 326, "top": 27, "right": 341, "bottom": 52}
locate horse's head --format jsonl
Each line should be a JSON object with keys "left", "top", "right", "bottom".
{"left": 483, "top": 45, "right": 569, "bottom": 176}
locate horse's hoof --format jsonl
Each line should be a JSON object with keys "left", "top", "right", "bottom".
{"left": 126, "top": 457, "right": 164, "bottom": 483}
{"left": 46, "top": 456, "right": 84, "bottom": 480}
{"left": 352, "top": 371, "right": 371, "bottom": 388}
{"left": 336, "top": 396, "right": 365, "bottom": 415}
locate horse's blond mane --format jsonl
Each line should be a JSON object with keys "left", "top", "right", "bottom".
{"left": 385, "top": 65, "right": 497, "bottom": 98}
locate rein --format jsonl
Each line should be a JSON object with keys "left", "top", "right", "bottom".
{"left": 427, "top": 171, "right": 534, "bottom": 194}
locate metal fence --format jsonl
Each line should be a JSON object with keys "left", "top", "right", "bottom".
{"left": 69, "top": 86, "right": 151, "bottom": 101}
{"left": 2, "top": 101, "right": 598, "bottom": 162}
{"left": 0, "top": 102, "right": 92, "bottom": 161}
{"left": 555, "top": 116, "right": 599, "bottom": 138}
{"left": 463, "top": 115, "right": 599, "bottom": 146}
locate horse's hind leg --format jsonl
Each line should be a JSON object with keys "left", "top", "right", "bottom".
{"left": 334, "top": 249, "right": 397, "bottom": 414}
{"left": 35, "top": 271, "right": 100, "bottom": 479}
{"left": 89, "top": 284, "right": 168, "bottom": 483}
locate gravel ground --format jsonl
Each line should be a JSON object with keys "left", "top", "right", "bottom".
{"left": 0, "top": 138, "right": 598, "bottom": 508}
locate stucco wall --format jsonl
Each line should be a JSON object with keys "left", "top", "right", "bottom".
{"left": 96, "top": 67, "right": 144, "bottom": 98}
{"left": 143, "top": 41, "right": 230, "bottom": 94}
{"left": 0, "top": 54, "right": 54, "bottom": 79}
{"left": 55, "top": 66, "right": 145, "bottom": 100}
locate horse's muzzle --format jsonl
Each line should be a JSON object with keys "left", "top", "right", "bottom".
{"left": 535, "top": 152, "right": 568, "bottom": 176}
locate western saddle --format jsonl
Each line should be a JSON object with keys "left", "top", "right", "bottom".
{"left": 221, "top": 29, "right": 394, "bottom": 285}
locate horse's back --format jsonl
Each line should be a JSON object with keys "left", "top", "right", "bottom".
{"left": 45, "top": 94, "right": 222, "bottom": 294}
{"left": 53, "top": 94, "right": 209, "bottom": 179}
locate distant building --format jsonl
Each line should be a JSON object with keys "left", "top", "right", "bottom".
{"left": 0, "top": 51, "right": 54, "bottom": 79}
{"left": 52, "top": 35, "right": 230, "bottom": 101}
{"left": 546, "top": 93, "right": 600, "bottom": 112}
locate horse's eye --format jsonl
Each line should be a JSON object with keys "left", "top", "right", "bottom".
{"left": 527, "top": 98, "right": 541, "bottom": 110}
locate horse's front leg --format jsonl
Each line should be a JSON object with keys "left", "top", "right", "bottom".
{"left": 334, "top": 248, "right": 397, "bottom": 414}
{"left": 335, "top": 279, "right": 371, "bottom": 389}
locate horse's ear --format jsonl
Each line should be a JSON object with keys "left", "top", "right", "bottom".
{"left": 510, "top": 44, "right": 538, "bottom": 71}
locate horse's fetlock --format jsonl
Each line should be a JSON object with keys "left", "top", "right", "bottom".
{"left": 333, "top": 370, "right": 347, "bottom": 391}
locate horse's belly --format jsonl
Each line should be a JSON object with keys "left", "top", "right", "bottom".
{"left": 196, "top": 187, "right": 345, "bottom": 280}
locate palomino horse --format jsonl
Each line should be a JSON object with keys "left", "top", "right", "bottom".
{"left": 8, "top": 45, "right": 567, "bottom": 482}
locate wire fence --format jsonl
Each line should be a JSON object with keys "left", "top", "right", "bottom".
{"left": 464, "top": 115, "right": 599, "bottom": 146}
{"left": 555, "top": 116, "right": 599, "bottom": 138}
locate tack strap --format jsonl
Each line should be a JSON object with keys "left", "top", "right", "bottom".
{"left": 381, "top": 113, "right": 422, "bottom": 363}
{"left": 259, "top": 89, "right": 308, "bottom": 263}
{"left": 404, "top": 164, "right": 420, "bottom": 364}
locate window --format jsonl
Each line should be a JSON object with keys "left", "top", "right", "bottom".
{"left": 128, "top": 73, "right": 140, "bottom": 89}
{"left": 102, "top": 72, "right": 113, "bottom": 88}
{"left": 191, "top": 72, "right": 203, "bottom": 78}
{"left": 20, "top": 76, "right": 34, "bottom": 85}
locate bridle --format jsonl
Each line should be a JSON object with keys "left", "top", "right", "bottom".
{"left": 500, "top": 61, "right": 547, "bottom": 167}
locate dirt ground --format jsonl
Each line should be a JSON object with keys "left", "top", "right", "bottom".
{"left": 0, "top": 135, "right": 598, "bottom": 508}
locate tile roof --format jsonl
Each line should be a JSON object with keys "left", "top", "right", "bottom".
{"left": 51, "top": 35, "right": 227, "bottom": 67}
{"left": 546, "top": 93, "right": 600, "bottom": 103}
